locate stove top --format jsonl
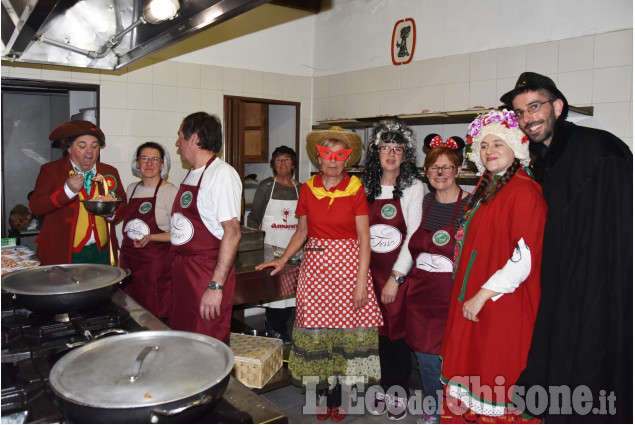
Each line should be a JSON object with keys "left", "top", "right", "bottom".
{"left": 0, "top": 291, "right": 258, "bottom": 424}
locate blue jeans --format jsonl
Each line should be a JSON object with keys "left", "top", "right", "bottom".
{"left": 415, "top": 351, "right": 442, "bottom": 418}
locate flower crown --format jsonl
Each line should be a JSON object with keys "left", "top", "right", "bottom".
{"left": 466, "top": 109, "right": 521, "bottom": 145}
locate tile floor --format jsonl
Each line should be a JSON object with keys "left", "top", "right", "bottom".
{"left": 242, "top": 311, "right": 429, "bottom": 424}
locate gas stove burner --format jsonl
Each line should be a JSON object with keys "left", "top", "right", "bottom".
{"left": 53, "top": 313, "right": 69, "bottom": 323}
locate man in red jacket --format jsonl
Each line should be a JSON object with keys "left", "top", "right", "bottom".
{"left": 29, "top": 120, "right": 126, "bottom": 265}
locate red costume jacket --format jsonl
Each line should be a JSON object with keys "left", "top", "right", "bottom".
{"left": 29, "top": 156, "right": 127, "bottom": 265}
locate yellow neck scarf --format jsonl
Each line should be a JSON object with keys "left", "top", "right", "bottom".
{"left": 306, "top": 174, "right": 362, "bottom": 207}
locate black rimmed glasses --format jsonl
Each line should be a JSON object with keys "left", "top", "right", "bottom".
{"left": 427, "top": 165, "right": 455, "bottom": 174}
{"left": 379, "top": 145, "right": 405, "bottom": 155}
{"left": 138, "top": 156, "right": 162, "bottom": 164}
{"left": 513, "top": 101, "right": 551, "bottom": 119}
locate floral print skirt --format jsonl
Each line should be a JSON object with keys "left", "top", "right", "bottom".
{"left": 288, "top": 326, "right": 381, "bottom": 391}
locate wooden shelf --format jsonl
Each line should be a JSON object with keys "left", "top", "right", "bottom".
{"left": 313, "top": 106, "right": 593, "bottom": 130}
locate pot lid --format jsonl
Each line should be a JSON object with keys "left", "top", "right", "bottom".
{"left": 1, "top": 264, "right": 128, "bottom": 295}
{"left": 49, "top": 331, "right": 234, "bottom": 408}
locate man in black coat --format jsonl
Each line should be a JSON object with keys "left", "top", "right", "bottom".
{"left": 501, "top": 72, "right": 632, "bottom": 423}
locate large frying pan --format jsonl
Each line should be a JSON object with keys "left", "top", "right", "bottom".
{"left": 49, "top": 331, "right": 234, "bottom": 423}
{"left": 1, "top": 264, "right": 128, "bottom": 313}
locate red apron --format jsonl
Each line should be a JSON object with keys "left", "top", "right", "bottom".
{"left": 369, "top": 197, "right": 408, "bottom": 340}
{"left": 169, "top": 157, "right": 236, "bottom": 343}
{"left": 120, "top": 180, "right": 171, "bottom": 319}
{"left": 406, "top": 190, "right": 462, "bottom": 353}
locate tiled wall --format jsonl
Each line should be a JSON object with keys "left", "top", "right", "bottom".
{"left": 313, "top": 29, "right": 633, "bottom": 150}
{"left": 1, "top": 58, "right": 314, "bottom": 188}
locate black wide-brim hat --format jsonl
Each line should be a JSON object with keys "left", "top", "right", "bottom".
{"left": 500, "top": 72, "right": 569, "bottom": 118}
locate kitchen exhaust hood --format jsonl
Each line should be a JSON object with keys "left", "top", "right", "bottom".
{"left": 2, "top": 0, "right": 317, "bottom": 70}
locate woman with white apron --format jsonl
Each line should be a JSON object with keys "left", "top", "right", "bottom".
{"left": 247, "top": 146, "right": 301, "bottom": 342}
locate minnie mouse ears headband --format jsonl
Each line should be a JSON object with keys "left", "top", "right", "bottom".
{"left": 423, "top": 134, "right": 466, "bottom": 151}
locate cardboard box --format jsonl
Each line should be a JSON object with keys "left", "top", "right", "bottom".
{"left": 229, "top": 333, "right": 283, "bottom": 389}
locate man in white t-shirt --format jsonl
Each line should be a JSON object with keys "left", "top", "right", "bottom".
{"left": 169, "top": 112, "right": 242, "bottom": 343}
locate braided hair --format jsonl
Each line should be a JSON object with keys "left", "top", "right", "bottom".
{"left": 362, "top": 119, "right": 420, "bottom": 203}
{"left": 466, "top": 158, "right": 522, "bottom": 209}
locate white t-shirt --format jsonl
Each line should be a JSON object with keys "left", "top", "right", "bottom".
{"left": 180, "top": 157, "right": 242, "bottom": 240}
{"left": 374, "top": 179, "right": 425, "bottom": 275}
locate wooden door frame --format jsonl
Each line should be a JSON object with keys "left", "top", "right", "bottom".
{"left": 224, "top": 96, "right": 301, "bottom": 181}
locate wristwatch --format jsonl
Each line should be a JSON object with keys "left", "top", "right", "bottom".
{"left": 208, "top": 281, "right": 224, "bottom": 291}
{"left": 390, "top": 272, "right": 405, "bottom": 285}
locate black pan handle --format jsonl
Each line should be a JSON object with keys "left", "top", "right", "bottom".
{"left": 149, "top": 394, "right": 213, "bottom": 422}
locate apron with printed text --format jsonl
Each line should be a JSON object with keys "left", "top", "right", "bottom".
{"left": 406, "top": 190, "right": 463, "bottom": 353}
{"left": 260, "top": 179, "right": 299, "bottom": 308}
{"left": 120, "top": 181, "right": 171, "bottom": 319}
{"left": 169, "top": 157, "right": 235, "bottom": 343}
{"left": 369, "top": 197, "right": 408, "bottom": 340}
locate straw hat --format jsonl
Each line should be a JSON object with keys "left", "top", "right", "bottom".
{"left": 306, "top": 126, "right": 363, "bottom": 168}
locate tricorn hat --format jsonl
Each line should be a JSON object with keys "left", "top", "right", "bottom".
{"left": 306, "top": 126, "right": 363, "bottom": 168}
{"left": 49, "top": 120, "right": 105, "bottom": 146}
{"left": 500, "top": 72, "right": 569, "bottom": 119}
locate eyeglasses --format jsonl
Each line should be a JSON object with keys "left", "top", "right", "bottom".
{"left": 379, "top": 146, "right": 405, "bottom": 155}
{"left": 513, "top": 101, "right": 550, "bottom": 119}
{"left": 427, "top": 165, "right": 456, "bottom": 174}
{"left": 138, "top": 156, "right": 162, "bottom": 164}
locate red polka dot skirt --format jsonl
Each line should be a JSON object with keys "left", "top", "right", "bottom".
{"left": 295, "top": 237, "right": 384, "bottom": 329}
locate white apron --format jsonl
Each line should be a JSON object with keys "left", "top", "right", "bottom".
{"left": 260, "top": 179, "right": 299, "bottom": 308}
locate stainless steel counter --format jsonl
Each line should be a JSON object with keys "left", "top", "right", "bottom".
{"left": 112, "top": 289, "right": 288, "bottom": 423}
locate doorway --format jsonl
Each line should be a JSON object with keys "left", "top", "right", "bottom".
{"left": 1, "top": 78, "right": 99, "bottom": 247}
{"left": 224, "top": 96, "right": 300, "bottom": 223}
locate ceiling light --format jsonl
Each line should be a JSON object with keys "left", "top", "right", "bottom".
{"left": 143, "top": 0, "right": 181, "bottom": 24}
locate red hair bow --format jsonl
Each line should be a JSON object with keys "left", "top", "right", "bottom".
{"left": 429, "top": 135, "right": 459, "bottom": 150}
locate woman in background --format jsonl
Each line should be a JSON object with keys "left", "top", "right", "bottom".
{"left": 362, "top": 119, "right": 424, "bottom": 421}
{"left": 256, "top": 127, "right": 383, "bottom": 422}
{"left": 247, "top": 146, "right": 301, "bottom": 342}
{"left": 119, "top": 142, "right": 178, "bottom": 321}
{"left": 406, "top": 134, "right": 469, "bottom": 424}
{"left": 440, "top": 110, "right": 546, "bottom": 423}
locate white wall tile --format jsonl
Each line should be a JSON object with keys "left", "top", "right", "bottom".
{"left": 153, "top": 85, "right": 178, "bottom": 111}
{"left": 100, "top": 70, "right": 127, "bottom": 82}
{"left": 592, "top": 102, "right": 631, "bottom": 139}
{"left": 360, "top": 92, "right": 381, "bottom": 117}
{"left": 41, "top": 67, "right": 72, "bottom": 82}
{"left": 444, "top": 82, "right": 469, "bottom": 111}
{"left": 125, "top": 60, "right": 153, "bottom": 84}
{"left": 100, "top": 108, "right": 127, "bottom": 137}
{"left": 126, "top": 83, "right": 153, "bottom": 110}
{"left": 313, "top": 97, "right": 331, "bottom": 121}
{"left": 152, "top": 61, "right": 178, "bottom": 86}
{"left": 327, "top": 73, "right": 346, "bottom": 98}
{"left": 421, "top": 85, "right": 444, "bottom": 112}
{"left": 313, "top": 76, "right": 329, "bottom": 99}
{"left": 244, "top": 70, "right": 264, "bottom": 97}
{"left": 99, "top": 135, "right": 128, "bottom": 163}
{"left": 345, "top": 71, "right": 363, "bottom": 94}
{"left": 100, "top": 81, "right": 128, "bottom": 108}
{"left": 152, "top": 111, "right": 178, "bottom": 138}
{"left": 176, "top": 87, "right": 202, "bottom": 114}
{"left": 497, "top": 46, "right": 526, "bottom": 79}
{"left": 200, "top": 89, "right": 224, "bottom": 116}
{"left": 557, "top": 70, "right": 593, "bottom": 106}
{"left": 399, "top": 87, "right": 423, "bottom": 115}
{"left": 594, "top": 30, "right": 633, "bottom": 69}
{"left": 593, "top": 66, "right": 632, "bottom": 103}
{"left": 71, "top": 67, "right": 101, "bottom": 82}
{"left": 222, "top": 67, "right": 244, "bottom": 93}
{"left": 361, "top": 68, "right": 381, "bottom": 93}
{"left": 344, "top": 93, "right": 362, "bottom": 118}
{"left": 283, "top": 75, "right": 305, "bottom": 100}
{"left": 6, "top": 63, "right": 42, "bottom": 79}
{"left": 379, "top": 89, "right": 400, "bottom": 115}
{"left": 327, "top": 94, "right": 347, "bottom": 119}
{"left": 469, "top": 79, "right": 497, "bottom": 109}
{"left": 127, "top": 110, "right": 154, "bottom": 136}
{"left": 421, "top": 57, "right": 445, "bottom": 87}
{"left": 263, "top": 72, "right": 283, "bottom": 97}
{"left": 178, "top": 63, "right": 201, "bottom": 88}
{"left": 201, "top": 65, "right": 222, "bottom": 90}
{"left": 379, "top": 66, "right": 401, "bottom": 91}
{"left": 559, "top": 36, "right": 594, "bottom": 72}
{"left": 400, "top": 61, "right": 422, "bottom": 89}
{"left": 443, "top": 54, "right": 469, "bottom": 84}
{"left": 470, "top": 50, "right": 497, "bottom": 82}
{"left": 497, "top": 77, "right": 519, "bottom": 107}
{"left": 526, "top": 41, "right": 559, "bottom": 75}
{"left": 2, "top": 65, "right": 11, "bottom": 77}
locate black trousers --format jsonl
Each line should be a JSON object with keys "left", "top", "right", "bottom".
{"left": 379, "top": 336, "right": 412, "bottom": 398}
